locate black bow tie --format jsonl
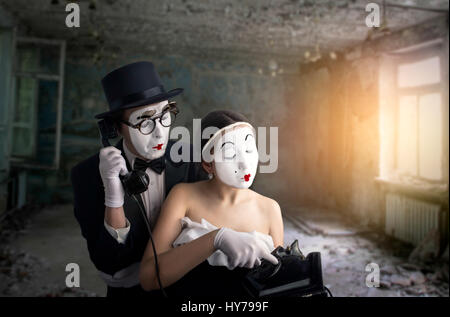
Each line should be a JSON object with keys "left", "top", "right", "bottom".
{"left": 133, "top": 156, "right": 166, "bottom": 174}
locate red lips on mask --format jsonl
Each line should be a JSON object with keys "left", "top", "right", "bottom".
{"left": 243, "top": 174, "right": 251, "bottom": 182}
{"left": 152, "top": 143, "right": 163, "bottom": 150}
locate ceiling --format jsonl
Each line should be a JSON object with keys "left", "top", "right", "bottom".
{"left": 0, "top": 0, "right": 448, "bottom": 63}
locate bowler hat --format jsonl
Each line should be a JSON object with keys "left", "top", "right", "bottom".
{"left": 95, "top": 61, "right": 183, "bottom": 119}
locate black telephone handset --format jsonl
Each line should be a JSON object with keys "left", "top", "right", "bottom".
{"left": 243, "top": 240, "right": 332, "bottom": 297}
{"left": 97, "top": 118, "right": 150, "bottom": 196}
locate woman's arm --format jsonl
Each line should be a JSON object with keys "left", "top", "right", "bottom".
{"left": 268, "top": 200, "right": 284, "bottom": 248}
{"left": 139, "top": 183, "right": 219, "bottom": 291}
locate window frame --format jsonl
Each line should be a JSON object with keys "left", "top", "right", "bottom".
{"left": 393, "top": 42, "right": 445, "bottom": 183}
{"left": 9, "top": 36, "right": 66, "bottom": 170}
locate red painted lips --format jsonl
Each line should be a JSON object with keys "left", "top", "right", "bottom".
{"left": 152, "top": 143, "right": 163, "bottom": 150}
{"left": 243, "top": 174, "right": 251, "bottom": 182}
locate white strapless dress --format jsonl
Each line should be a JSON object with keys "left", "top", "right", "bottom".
{"left": 172, "top": 216, "right": 274, "bottom": 270}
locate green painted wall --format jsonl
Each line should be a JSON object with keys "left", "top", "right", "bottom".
{"left": 0, "top": 28, "right": 13, "bottom": 213}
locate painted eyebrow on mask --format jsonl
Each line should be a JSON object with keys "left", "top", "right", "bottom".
{"left": 137, "top": 104, "right": 170, "bottom": 120}
{"left": 137, "top": 109, "right": 156, "bottom": 119}
{"left": 245, "top": 134, "right": 254, "bottom": 141}
{"left": 221, "top": 141, "right": 234, "bottom": 148}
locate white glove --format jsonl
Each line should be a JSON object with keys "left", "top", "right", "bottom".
{"left": 214, "top": 227, "right": 278, "bottom": 269}
{"left": 99, "top": 147, "right": 129, "bottom": 208}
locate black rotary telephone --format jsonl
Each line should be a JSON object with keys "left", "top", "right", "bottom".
{"left": 97, "top": 118, "right": 167, "bottom": 297}
{"left": 98, "top": 118, "right": 150, "bottom": 196}
{"left": 243, "top": 240, "right": 332, "bottom": 297}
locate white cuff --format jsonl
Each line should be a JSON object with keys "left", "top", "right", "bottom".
{"left": 104, "top": 218, "right": 131, "bottom": 244}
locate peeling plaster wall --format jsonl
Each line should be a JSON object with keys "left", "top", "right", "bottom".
{"left": 348, "top": 57, "right": 382, "bottom": 225}
{"left": 283, "top": 68, "right": 333, "bottom": 206}
{"left": 0, "top": 4, "right": 14, "bottom": 27}
{"left": 285, "top": 17, "right": 449, "bottom": 227}
{"left": 285, "top": 55, "right": 390, "bottom": 226}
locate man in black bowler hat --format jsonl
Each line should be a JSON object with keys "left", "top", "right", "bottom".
{"left": 71, "top": 61, "right": 206, "bottom": 297}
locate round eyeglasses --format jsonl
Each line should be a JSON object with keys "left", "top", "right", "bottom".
{"left": 121, "top": 101, "right": 179, "bottom": 135}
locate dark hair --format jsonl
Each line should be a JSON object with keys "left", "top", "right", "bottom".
{"left": 200, "top": 110, "right": 251, "bottom": 151}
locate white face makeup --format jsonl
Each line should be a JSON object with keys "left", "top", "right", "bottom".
{"left": 212, "top": 126, "right": 259, "bottom": 189}
{"left": 127, "top": 100, "right": 171, "bottom": 160}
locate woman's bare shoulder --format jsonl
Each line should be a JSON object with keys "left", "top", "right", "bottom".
{"left": 162, "top": 181, "right": 209, "bottom": 217}
{"left": 249, "top": 190, "right": 283, "bottom": 245}
{"left": 169, "top": 180, "right": 210, "bottom": 198}
{"left": 249, "top": 190, "right": 281, "bottom": 215}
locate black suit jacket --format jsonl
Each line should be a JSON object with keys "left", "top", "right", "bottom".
{"left": 71, "top": 139, "right": 206, "bottom": 276}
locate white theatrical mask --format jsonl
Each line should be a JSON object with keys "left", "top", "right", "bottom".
{"left": 213, "top": 126, "right": 259, "bottom": 189}
{"left": 127, "top": 100, "right": 171, "bottom": 160}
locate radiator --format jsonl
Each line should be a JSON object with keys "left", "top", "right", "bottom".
{"left": 385, "top": 193, "right": 442, "bottom": 246}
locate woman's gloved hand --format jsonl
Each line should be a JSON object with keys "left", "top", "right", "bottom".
{"left": 214, "top": 227, "right": 279, "bottom": 269}
{"left": 99, "top": 147, "right": 128, "bottom": 208}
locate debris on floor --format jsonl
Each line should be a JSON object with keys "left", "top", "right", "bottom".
{"left": 0, "top": 203, "right": 448, "bottom": 297}
{"left": 0, "top": 204, "right": 103, "bottom": 297}
{"left": 283, "top": 205, "right": 449, "bottom": 297}
{"left": 285, "top": 206, "right": 370, "bottom": 237}
{"left": 0, "top": 246, "right": 99, "bottom": 297}
{"left": 408, "top": 228, "right": 442, "bottom": 264}
{"left": 0, "top": 205, "right": 42, "bottom": 245}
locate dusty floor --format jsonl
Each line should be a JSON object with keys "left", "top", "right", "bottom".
{"left": 0, "top": 204, "right": 448, "bottom": 297}
{"left": 0, "top": 204, "right": 105, "bottom": 297}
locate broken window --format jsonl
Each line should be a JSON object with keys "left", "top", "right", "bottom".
{"left": 379, "top": 40, "right": 447, "bottom": 184}
{"left": 395, "top": 53, "right": 443, "bottom": 181}
{"left": 10, "top": 37, "right": 66, "bottom": 169}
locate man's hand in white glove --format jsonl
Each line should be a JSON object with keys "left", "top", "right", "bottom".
{"left": 99, "top": 147, "right": 128, "bottom": 208}
{"left": 214, "top": 228, "right": 279, "bottom": 270}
